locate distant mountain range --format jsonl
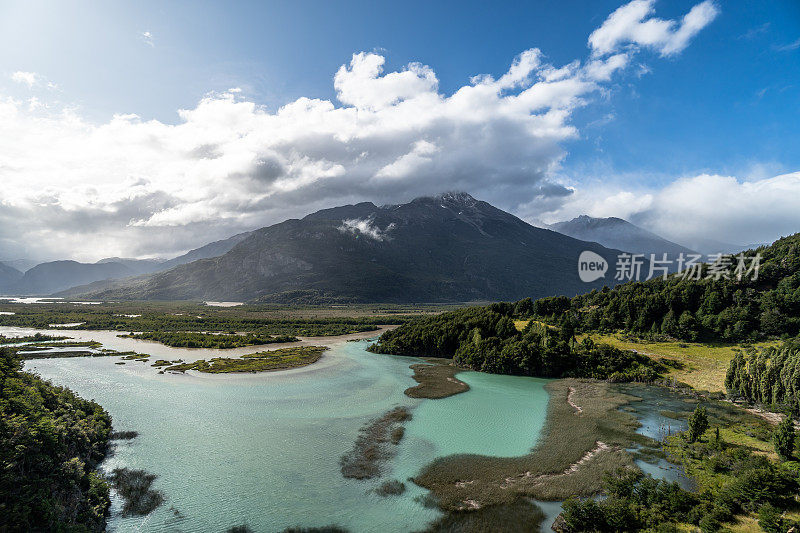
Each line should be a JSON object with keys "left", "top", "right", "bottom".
{"left": 0, "top": 231, "right": 250, "bottom": 296}
{"left": 549, "top": 215, "right": 697, "bottom": 257}
{"left": 66, "top": 193, "right": 628, "bottom": 303}
{"left": 3, "top": 194, "right": 775, "bottom": 302}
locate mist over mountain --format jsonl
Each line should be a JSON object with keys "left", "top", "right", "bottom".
{"left": 2, "top": 232, "right": 254, "bottom": 296}
{"left": 9, "top": 261, "right": 136, "bottom": 296}
{"left": 550, "top": 215, "right": 696, "bottom": 257}
{"left": 74, "top": 193, "right": 629, "bottom": 303}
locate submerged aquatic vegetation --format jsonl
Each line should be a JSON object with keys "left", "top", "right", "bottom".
{"left": 340, "top": 406, "right": 412, "bottom": 479}
{"left": 110, "top": 430, "right": 138, "bottom": 440}
{"left": 107, "top": 468, "right": 165, "bottom": 516}
{"left": 375, "top": 480, "right": 406, "bottom": 497}
{"left": 423, "top": 498, "right": 544, "bottom": 533}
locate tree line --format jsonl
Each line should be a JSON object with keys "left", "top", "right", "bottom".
{"left": 533, "top": 234, "right": 800, "bottom": 343}
{"left": 369, "top": 303, "right": 663, "bottom": 382}
{"left": 725, "top": 338, "right": 800, "bottom": 414}
{"left": 1, "top": 347, "right": 112, "bottom": 531}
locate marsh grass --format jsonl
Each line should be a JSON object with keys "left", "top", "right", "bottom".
{"left": 404, "top": 363, "right": 469, "bottom": 399}
{"left": 413, "top": 379, "right": 647, "bottom": 509}
{"left": 340, "top": 406, "right": 412, "bottom": 479}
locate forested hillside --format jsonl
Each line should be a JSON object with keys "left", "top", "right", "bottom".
{"left": 533, "top": 233, "right": 800, "bottom": 343}
{"left": 0, "top": 347, "right": 112, "bottom": 532}
{"left": 368, "top": 303, "right": 663, "bottom": 382}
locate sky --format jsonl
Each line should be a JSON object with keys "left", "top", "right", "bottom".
{"left": 0, "top": 0, "right": 799, "bottom": 262}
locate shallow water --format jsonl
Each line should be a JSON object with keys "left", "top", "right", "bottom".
{"left": 615, "top": 383, "right": 695, "bottom": 490}
{"left": 23, "top": 337, "right": 551, "bottom": 532}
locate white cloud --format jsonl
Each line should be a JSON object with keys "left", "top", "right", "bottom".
{"left": 141, "top": 31, "right": 155, "bottom": 47}
{"left": 11, "top": 71, "right": 37, "bottom": 87}
{"left": 539, "top": 172, "right": 800, "bottom": 247}
{"left": 338, "top": 218, "right": 396, "bottom": 241}
{"left": 10, "top": 71, "right": 57, "bottom": 89}
{"left": 588, "top": 0, "right": 718, "bottom": 57}
{"left": 0, "top": 1, "right": 718, "bottom": 261}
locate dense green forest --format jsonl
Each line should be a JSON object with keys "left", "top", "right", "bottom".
{"left": 369, "top": 304, "right": 663, "bottom": 382}
{"left": 725, "top": 338, "right": 800, "bottom": 414}
{"left": 533, "top": 234, "right": 800, "bottom": 343}
{"left": 0, "top": 347, "right": 112, "bottom": 532}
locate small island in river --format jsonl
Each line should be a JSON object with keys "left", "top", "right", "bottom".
{"left": 163, "top": 345, "right": 328, "bottom": 373}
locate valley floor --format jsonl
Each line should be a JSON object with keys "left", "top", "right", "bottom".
{"left": 3, "top": 302, "right": 796, "bottom": 532}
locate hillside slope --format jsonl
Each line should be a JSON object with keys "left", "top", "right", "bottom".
{"left": 0, "top": 262, "right": 23, "bottom": 293}
{"left": 81, "top": 193, "right": 629, "bottom": 303}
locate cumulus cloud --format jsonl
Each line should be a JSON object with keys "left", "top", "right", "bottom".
{"left": 588, "top": 0, "right": 718, "bottom": 57}
{"left": 538, "top": 172, "right": 800, "bottom": 248}
{"left": 338, "top": 218, "right": 396, "bottom": 241}
{"left": 0, "top": 1, "right": 718, "bottom": 261}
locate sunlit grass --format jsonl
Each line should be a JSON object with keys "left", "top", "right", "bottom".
{"left": 576, "top": 333, "right": 778, "bottom": 393}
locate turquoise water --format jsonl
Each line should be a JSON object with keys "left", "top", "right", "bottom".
{"left": 24, "top": 339, "right": 550, "bottom": 532}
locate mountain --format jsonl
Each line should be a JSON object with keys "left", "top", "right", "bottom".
{"left": 6, "top": 233, "right": 254, "bottom": 297}
{"left": 9, "top": 261, "right": 136, "bottom": 296}
{"left": 0, "top": 262, "right": 23, "bottom": 294}
{"left": 78, "top": 193, "right": 631, "bottom": 303}
{"left": 0, "top": 259, "right": 38, "bottom": 272}
{"left": 156, "top": 231, "right": 253, "bottom": 272}
{"left": 550, "top": 215, "right": 696, "bottom": 257}
{"left": 96, "top": 257, "right": 165, "bottom": 275}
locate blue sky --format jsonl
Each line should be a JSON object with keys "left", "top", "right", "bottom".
{"left": 0, "top": 0, "right": 799, "bottom": 260}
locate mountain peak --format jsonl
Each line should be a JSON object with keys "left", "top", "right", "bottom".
{"left": 551, "top": 214, "right": 696, "bottom": 256}
{"left": 410, "top": 191, "right": 477, "bottom": 207}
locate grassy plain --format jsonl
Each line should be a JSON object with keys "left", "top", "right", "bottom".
{"left": 576, "top": 333, "right": 778, "bottom": 393}
{"left": 514, "top": 320, "right": 777, "bottom": 393}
